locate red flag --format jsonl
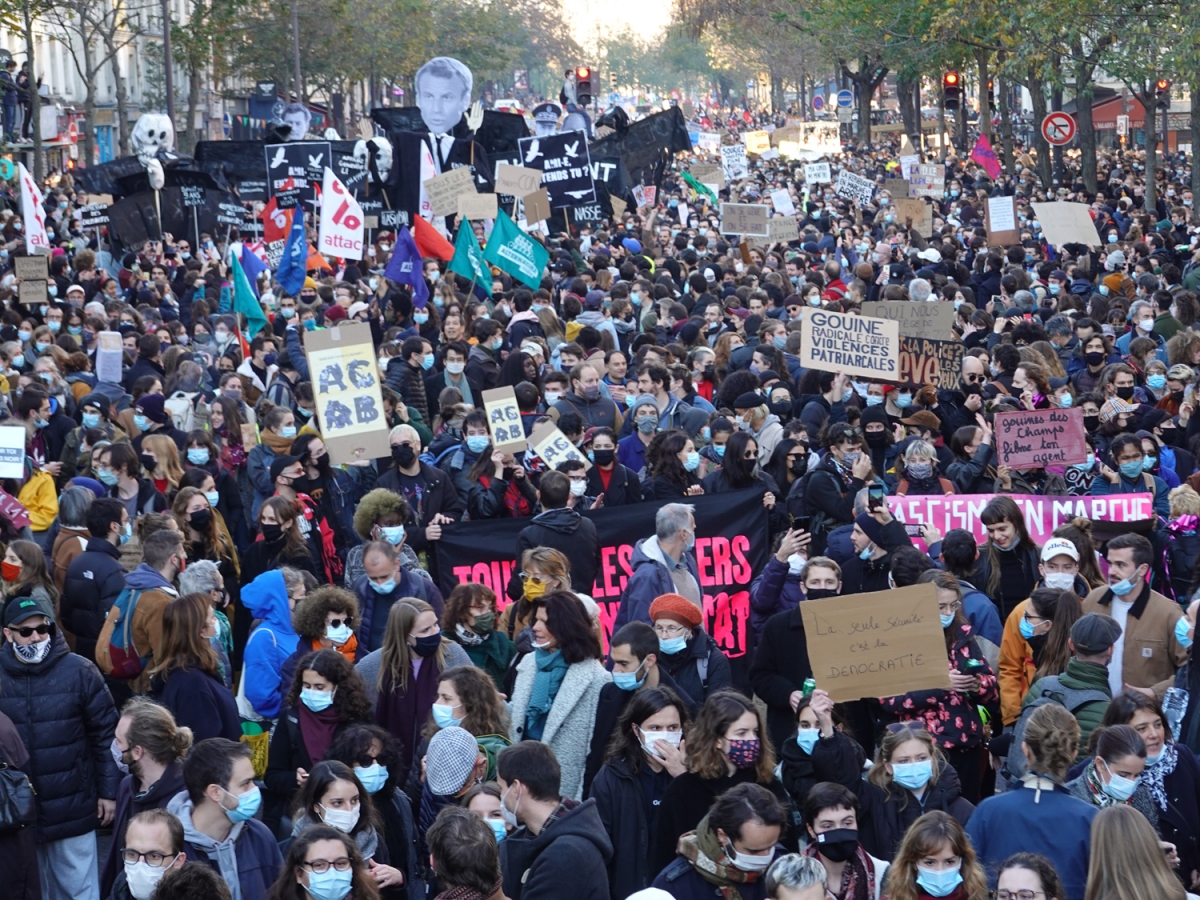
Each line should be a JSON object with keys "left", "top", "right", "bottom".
{"left": 970, "top": 134, "right": 1002, "bottom": 179}
{"left": 412, "top": 215, "right": 455, "bottom": 260}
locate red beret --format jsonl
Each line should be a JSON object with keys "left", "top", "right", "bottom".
{"left": 649, "top": 593, "right": 702, "bottom": 629}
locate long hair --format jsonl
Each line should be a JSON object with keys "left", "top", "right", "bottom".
{"left": 537, "top": 591, "right": 602, "bottom": 663}
{"left": 718, "top": 431, "right": 760, "bottom": 489}
{"left": 883, "top": 811, "right": 989, "bottom": 900}
{"left": 1052, "top": 518, "right": 1106, "bottom": 589}
{"left": 919, "top": 569, "right": 966, "bottom": 654}
{"left": 380, "top": 599, "right": 444, "bottom": 692}
{"left": 424, "top": 666, "right": 510, "bottom": 739}
{"left": 172, "top": 486, "right": 231, "bottom": 560}
{"left": 147, "top": 592, "right": 219, "bottom": 679}
{"left": 143, "top": 433, "right": 185, "bottom": 491}
{"left": 286, "top": 649, "right": 373, "bottom": 723}
{"left": 1023, "top": 703, "right": 1079, "bottom": 780}
{"left": 210, "top": 396, "right": 246, "bottom": 449}
{"left": 265, "top": 824, "right": 380, "bottom": 900}
{"left": 1097, "top": 690, "right": 1169, "bottom": 754}
{"left": 646, "top": 429, "right": 692, "bottom": 488}
{"left": 685, "top": 689, "right": 776, "bottom": 783}
{"left": 121, "top": 696, "right": 194, "bottom": 765}
{"left": 1029, "top": 587, "right": 1084, "bottom": 681}
{"left": 604, "top": 685, "right": 690, "bottom": 776}
{"left": 290, "top": 760, "right": 379, "bottom": 836}
{"left": 4, "top": 538, "right": 57, "bottom": 606}
{"left": 867, "top": 726, "right": 946, "bottom": 803}
{"left": 260, "top": 496, "right": 309, "bottom": 560}
{"left": 981, "top": 496, "right": 1038, "bottom": 600}
{"left": 1085, "top": 805, "right": 1187, "bottom": 900}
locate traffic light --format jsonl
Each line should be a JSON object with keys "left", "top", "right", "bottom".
{"left": 943, "top": 71, "right": 961, "bottom": 110}
{"left": 575, "top": 66, "right": 595, "bottom": 106}
{"left": 610, "top": 71, "right": 618, "bottom": 89}
{"left": 1156, "top": 79, "right": 1171, "bottom": 110}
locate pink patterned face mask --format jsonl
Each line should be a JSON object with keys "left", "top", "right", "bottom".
{"left": 725, "top": 738, "right": 761, "bottom": 769}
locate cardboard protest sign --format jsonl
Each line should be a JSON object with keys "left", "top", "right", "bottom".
{"left": 792, "top": 122, "right": 841, "bottom": 158}
{"left": 894, "top": 198, "right": 934, "bottom": 236}
{"left": 529, "top": 421, "right": 590, "bottom": 471}
{"left": 14, "top": 255, "right": 47, "bottom": 282}
{"left": 610, "top": 195, "right": 627, "bottom": 219}
{"left": 180, "top": 184, "right": 205, "bottom": 208}
{"left": 720, "top": 203, "right": 770, "bottom": 237}
{"left": 884, "top": 178, "right": 910, "bottom": 197}
{"left": 743, "top": 131, "right": 771, "bottom": 155}
{"left": 899, "top": 154, "right": 920, "bottom": 179}
{"left": 768, "top": 216, "right": 800, "bottom": 243}
{"left": 777, "top": 141, "right": 800, "bottom": 160}
{"left": 95, "top": 332, "right": 124, "bottom": 384}
{"left": 517, "top": 130, "right": 595, "bottom": 208}
{"left": 458, "top": 192, "right": 499, "bottom": 221}
{"left": 834, "top": 170, "right": 875, "bottom": 207}
{"left": 721, "top": 145, "right": 749, "bottom": 181}
{"left": 908, "top": 164, "right": 944, "bottom": 198}
{"left": 240, "top": 423, "right": 259, "bottom": 449}
{"left": 770, "top": 190, "right": 796, "bottom": 216}
{"left": 800, "top": 309, "right": 900, "bottom": 380}
{"left": 0, "top": 426, "right": 24, "bottom": 478}
{"left": 265, "top": 141, "right": 331, "bottom": 206}
{"left": 691, "top": 164, "right": 726, "bottom": 189}
{"left": 798, "top": 584, "right": 952, "bottom": 702}
{"left": 804, "top": 162, "right": 831, "bottom": 184}
{"left": 522, "top": 189, "right": 551, "bottom": 225}
{"left": 1031, "top": 202, "right": 1099, "bottom": 247}
{"left": 697, "top": 132, "right": 721, "bottom": 152}
{"left": 897, "top": 338, "right": 965, "bottom": 387}
{"left": 304, "top": 322, "right": 391, "bottom": 465}
{"left": 79, "top": 202, "right": 110, "bottom": 228}
{"left": 862, "top": 301, "right": 957, "bottom": 340}
{"left": 994, "top": 408, "right": 1089, "bottom": 468}
{"left": 482, "top": 387, "right": 526, "bottom": 454}
{"left": 423, "top": 166, "right": 477, "bottom": 217}
{"left": 18, "top": 280, "right": 46, "bottom": 307}
{"left": 986, "top": 195, "right": 1019, "bottom": 245}
{"left": 494, "top": 163, "right": 542, "bottom": 198}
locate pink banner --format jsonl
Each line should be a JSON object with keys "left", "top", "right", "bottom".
{"left": 886, "top": 493, "right": 1155, "bottom": 545}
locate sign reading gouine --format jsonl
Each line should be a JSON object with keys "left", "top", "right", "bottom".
{"left": 304, "top": 321, "right": 391, "bottom": 465}
{"left": 798, "top": 584, "right": 952, "bottom": 702}
{"left": 994, "top": 408, "right": 1089, "bottom": 468}
{"left": 800, "top": 309, "right": 900, "bottom": 380}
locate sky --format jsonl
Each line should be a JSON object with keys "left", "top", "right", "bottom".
{"left": 565, "top": 0, "right": 674, "bottom": 55}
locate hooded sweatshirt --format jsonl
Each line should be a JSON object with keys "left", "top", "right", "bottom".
{"left": 241, "top": 569, "right": 299, "bottom": 718}
{"left": 507, "top": 507, "right": 600, "bottom": 601}
{"left": 167, "top": 791, "right": 281, "bottom": 900}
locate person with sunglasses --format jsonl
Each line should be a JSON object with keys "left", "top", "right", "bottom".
{"left": 0, "top": 594, "right": 120, "bottom": 900}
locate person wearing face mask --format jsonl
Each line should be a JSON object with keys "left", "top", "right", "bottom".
{"left": 747, "top": 528, "right": 815, "bottom": 648}
{"left": 61, "top": 392, "right": 125, "bottom": 482}
{"left": 424, "top": 341, "right": 480, "bottom": 411}
{"left": 618, "top": 397, "right": 663, "bottom": 476}
{"left": 841, "top": 506, "right": 913, "bottom": 596}
{"left": 1090, "top": 433, "right": 1171, "bottom": 517}
{"left": 165, "top": 737, "right": 283, "bottom": 899}
{"left": 799, "top": 782, "right": 890, "bottom": 900}
{"left": 788, "top": 423, "right": 873, "bottom": 557}
{"left": 377, "top": 424, "right": 464, "bottom": 558}
{"left": 353, "top": 541, "right": 443, "bottom": 658}
{"left": 888, "top": 810, "right": 990, "bottom": 900}
{"left": 415, "top": 668, "right": 510, "bottom": 796}
{"left": 440, "top": 583, "right": 515, "bottom": 692}
{"left": 285, "top": 587, "right": 363, "bottom": 701}
{"left": 1116, "top": 300, "right": 1168, "bottom": 364}
{"left": 415, "top": 725, "right": 493, "bottom": 850}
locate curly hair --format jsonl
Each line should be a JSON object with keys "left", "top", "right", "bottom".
{"left": 423, "top": 666, "right": 510, "bottom": 739}
{"left": 292, "top": 586, "right": 359, "bottom": 641}
{"left": 352, "top": 488, "right": 410, "bottom": 541}
{"left": 286, "top": 649, "right": 373, "bottom": 724}
{"left": 441, "top": 582, "right": 497, "bottom": 630}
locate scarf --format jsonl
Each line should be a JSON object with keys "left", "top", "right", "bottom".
{"left": 676, "top": 813, "right": 764, "bottom": 900}
{"left": 1144, "top": 740, "right": 1178, "bottom": 811}
{"left": 802, "top": 841, "right": 875, "bottom": 900}
{"left": 525, "top": 649, "right": 569, "bottom": 741}
{"left": 312, "top": 635, "right": 358, "bottom": 664}
{"left": 455, "top": 622, "right": 485, "bottom": 647}
{"left": 298, "top": 703, "right": 341, "bottom": 766}
{"left": 435, "top": 879, "right": 503, "bottom": 900}
{"left": 291, "top": 812, "right": 378, "bottom": 860}
{"left": 1082, "top": 759, "right": 1121, "bottom": 808}
{"left": 261, "top": 429, "right": 294, "bottom": 455}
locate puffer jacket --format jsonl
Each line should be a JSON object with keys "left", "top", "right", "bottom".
{"left": 748, "top": 555, "right": 804, "bottom": 641}
{"left": 0, "top": 633, "right": 119, "bottom": 842}
{"left": 61, "top": 537, "right": 126, "bottom": 666}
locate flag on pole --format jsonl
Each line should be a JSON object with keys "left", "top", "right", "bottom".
{"left": 17, "top": 164, "right": 49, "bottom": 253}
{"left": 411, "top": 214, "right": 455, "bottom": 260}
{"left": 277, "top": 202, "right": 307, "bottom": 296}
{"left": 681, "top": 170, "right": 717, "bottom": 204}
{"left": 970, "top": 134, "right": 1002, "bottom": 179}
{"left": 240, "top": 244, "right": 270, "bottom": 298}
{"left": 385, "top": 225, "right": 430, "bottom": 308}
{"left": 448, "top": 223, "right": 488, "bottom": 284}
{"left": 483, "top": 210, "right": 548, "bottom": 290}
{"left": 317, "top": 167, "right": 366, "bottom": 260}
{"left": 231, "top": 252, "right": 269, "bottom": 339}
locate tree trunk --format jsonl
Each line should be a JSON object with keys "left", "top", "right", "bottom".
{"left": 1141, "top": 91, "right": 1158, "bottom": 214}
{"left": 82, "top": 93, "right": 95, "bottom": 171}
{"left": 1071, "top": 38, "right": 1098, "bottom": 193}
{"left": 998, "top": 62, "right": 1015, "bottom": 176}
{"left": 1028, "top": 71, "right": 1051, "bottom": 189}
{"left": 104, "top": 38, "right": 131, "bottom": 157}
{"left": 976, "top": 49, "right": 992, "bottom": 140}
{"left": 857, "top": 77, "right": 871, "bottom": 145}
{"left": 182, "top": 62, "right": 200, "bottom": 154}
{"left": 897, "top": 74, "right": 919, "bottom": 151}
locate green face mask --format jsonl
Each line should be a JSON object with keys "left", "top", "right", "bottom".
{"left": 472, "top": 612, "right": 496, "bottom": 634}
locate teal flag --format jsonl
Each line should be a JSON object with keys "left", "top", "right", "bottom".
{"left": 482, "top": 211, "right": 548, "bottom": 290}
{"left": 682, "top": 170, "right": 718, "bottom": 204}
{"left": 230, "top": 252, "right": 269, "bottom": 338}
{"left": 448, "top": 222, "right": 489, "bottom": 285}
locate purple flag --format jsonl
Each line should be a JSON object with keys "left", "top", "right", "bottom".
{"left": 970, "top": 134, "right": 1002, "bottom": 179}
{"left": 240, "top": 245, "right": 269, "bottom": 299}
{"left": 384, "top": 225, "right": 429, "bottom": 308}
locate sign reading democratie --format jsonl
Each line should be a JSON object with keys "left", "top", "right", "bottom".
{"left": 800, "top": 309, "right": 901, "bottom": 380}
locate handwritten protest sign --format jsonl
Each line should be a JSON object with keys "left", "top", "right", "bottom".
{"left": 697, "top": 132, "right": 721, "bottom": 152}
{"left": 721, "top": 145, "right": 748, "bottom": 180}
{"left": 908, "top": 164, "right": 944, "bottom": 198}
{"left": 863, "top": 301, "right": 957, "bottom": 340}
{"left": 721, "top": 203, "right": 770, "bottom": 237}
{"left": 304, "top": 322, "right": 390, "bottom": 465}
{"left": 994, "top": 408, "right": 1088, "bottom": 468}
{"left": 768, "top": 216, "right": 800, "bottom": 243}
{"left": 522, "top": 189, "right": 550, "bottom": 225}
{"left": 14, "top": 256, "right": 47, "bottom": 282}
{"left": 529, "top": 421, "right": 590, "bottom": 471}
{"left": 1031, "top": 202, "right": 1099, "bottom": 247}
{"left": 799, "top": 585, "right": 952, "bottom": 702}
{"left": 897, "top": 337, "right": 965, "bottom": 387}
{"left": 800, "top": 309, "right": 900, "bottom": 380}
{"left": 423, "top": 166, "right": 476, "bottom": 217}
{"left": 458, "top": 192, "right": 498, "bottom": 220}
{"left": 95, "top": 332, "right": 124, "bottom": 384}
{"left": 691, "top": 164, "right": 725, "bottom": 189}
{"left": 770, "top": 190, "right": 796, "bottom": 216}
{"left": 986, "top": 195, "right": 1019, "bottom": 245}
{"left": 834, "top": 170, "right": 875, "bottom": 207}
{"left": 894, "top": 198, "right": 934, "bottom": 236}
{"left": 743, "top": 131, "right": 771, "bottom": 155}
{"left": 482, "top": 387, "right": 526, "bottom": 454}
{"left": 18, "top": 280, "right": 46, "bottom": 307}
{"left": 494, "top": 164, "right": 542, "bottom": 198}
{"left": 0, "top": 426, "right": 24, "bottom": 478}
{"left": 805, "top": 163, "right": 831, "bottom": 184}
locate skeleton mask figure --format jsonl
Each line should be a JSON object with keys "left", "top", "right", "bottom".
{"left": 352, "top": 136, "right": 394, "bottom": 190}
{"left": 132, "top": 113, "right": 174, "bottom": 190}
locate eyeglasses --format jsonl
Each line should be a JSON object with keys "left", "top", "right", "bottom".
{"left": 654, "top": 623, "right": 689, "bottom": 638}
{"left": 937, "top": 601, "right": 962, "bottom": 615}
{"left": 9, "top": 624, "right": 49, "bottom": 638}
{"left": 301, "top": 858, "right": 353, "bottom": 874}
{"left": 327, "top": 617, "right": 352, "bottom": 629}
{"left": 519, "top": 572, "right": 553, "bottom": 584}
{"left": 120, "top": 849, "right": 179, "bottom": 868}
{"left": 885, "top": 721, "right": 928, "bottom": 734}
{"left": 992, "top": 892, "right": 1045, "bottom": 900}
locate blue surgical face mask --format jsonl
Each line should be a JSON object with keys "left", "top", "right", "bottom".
{"left": 204, "top": 490, "right": 220, "bottom": 508}
{"left": 466, "top": 435, "right": 490, "bottom": 454}
{"left": 1058, "top": 394, "right": 1073, "bottom": 408}
{"left": 915, "top": 864, "right": 963, "bottom": 898}
{"left": 1110, "top": 566, "right": 1143, "bottom": 597}
{"left": 432, "top": 703, "right": 463, "bottom": 728}
{"left": 1049, "top": 283, "right": 1061, "bottom": 295}
{"left": 97, "top": 468, "right": 118, "bottom": 486}
{"left": 1019, "top": 615, "right": 1036, "bottom": 640}
{"left": 82, "top": 412, "right": 101, "bottom": 429}
{"left": 422, "top": 353, "right": 435, "bottom": 370}
{"left": 1143, "top": 455, "right": 1157, "bottom": 471}
{"left": 1148, "top": 374, "right": 1167, "bottom": 391}
{"left": 300, "top": 687, "right": 335, "bottom": 712}
{"left": 713, "top": 444, "right": 726, "bottom": 458}
{"left": 891, "top": 759, "right": 933, "bottom": 790}
{"left": 414, "top": 311, "right": 429, "bottom": 324}
{"left": 1176, "top": 615, "right": 1193, "bottom": 649}
{"left": 866, "top": 395, "right": 884, "bottom": 407}
{"left": 379, "top": 524, "right": 405, "bottom": 545}
{"left": 304, "top": 867, "right": 353, "bottom": 900}
{"left": 487, "top": 816, "right": 507, "bottom": 843}
{"left": 659, "top": 635, "right": 688, "bottom": 655}
{"left": 795, "top": 728, "right": 820, "bottom": 755}
{"left": 1100, "top": 758, "right": 1139, "bottom": 801}
{"left": 940, "top": 613, "right": 955, "bottom": 629}
{"left": 683, "top": 451, "right": 700, "bottom": 472}
{"left": 893, "top": 393, "right": 912, "bottom": 409}
{"left": 371, "top": 577, "right": 396, "bottom": 594}
{"left": 1119, "top": 459, "right": 1145, "bottom": 480}
{"left": 858, "top": 544, "right": 874, "bottom": 560}
{"left": 281, "top": 425, "right": 297, "bottom": 439}
{"left": 1073, "top": 453, "right": 1095, "bottom": 472}
{"left": 133, "top": 414, "right": 150, "bottom": 432}
{"left": 187, "top": 448, "right": 209, "bottom": 465}
{"left": 612, "top": 662, "right": 646, "bottom": 692}
{"left": 221, "top": 785, "right": 262, "bottom": 823}
{"left": 355, "top": 762, "right": 389, "bottom": 794}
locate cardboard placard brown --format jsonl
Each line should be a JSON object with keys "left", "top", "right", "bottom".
{"left": 768, "top": 216, "right": 800, "bottom": 243}
{"left": 907, "top": 164, "right": 944, "bottom": 198}
{"left": 799, "top": 584, "right": 952, "bottom": 702}
{"left": 610, "top": 196, "right": 627, "bottom": 219}
{"left": 862, "top": 300, "right": 956, "bottom": 340}
{"left": 897, "top": 337, "right": 965, "bottom": 387}
{"left": 884, "top": 178, "right": 911, "bottom": 197}
{"left": 482, "top": 386, "right": 526, "bottom": 454}
{"left": 303, "top": 322, "right": 391, "bottom": 465}
{"left": 985, "top": 195, "right": 1019, "bottom": 246}
{"left": 14, "top": 255, "right": 47, "bottom": 282}
{"left": 494, "top": 163, "right": 543, "bottom": 198}
{"left": 1030, "top": 202, "right": 1099, "bottom": 247}
{"left": 458, "top": 192, "right": 499, "bottom": 221}
{"left": 363, "top": 216, "right": 380, "bottom": 230}
{"left": 18, "top": 280, "right": 46, "bottom": 306}
{"left": 682, "top": 101, "right": 695, "bottom": 119}
{"left": 721, "top": 202, "right": 770, "bottom": 237}
{"left": 523, "top": 189, "right": 551, "bottom": 225}
{"left": 529, "top": 421, "right": 590, "bottom": 471}
{"left": 690, "top": 164, "right": 726, "bottom": 190}
{"left": 423, "top": 166, "right": 477, "bottom": 217}
{"left": 241, "top": 423, "right": 259, "bottom": 448}
{"left": 800, "top": 309, "right": 900, "bottom": 380}
{"left": 894, "top": 198, "right": 934, "bottom": 236}
{"left": 743, "top": 131, "right": 771, "bottom": 155}
{"left": 994, "top": 407, "right": 1089, "bottom": 468}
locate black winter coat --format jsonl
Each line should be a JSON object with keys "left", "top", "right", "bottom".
{"left": 584, "top": 462, "right": 642, "bottom": 506}
{"left": 384, "top": 358, "right": 430, "bottom": 424}
{"left": 377, "top": 462, "right": 465, "bottom": 555}
{"left": 264, "top": 705, "right": 364, "bottom": 805}
{"left": 0, "top": 634, "right": 119, "bottom": 842}
{"left": 591, "top": 757, "right": 674, "bottom": 900}
{"left": 749, "top": 606, "right": 813, "bottom": 752}
{"left": 500, "top": 798, "right": 612, "bottom": 900}
{"left": 505, "top": 508, "right": 600, "bottom": 602}
{"left": 61, "top": 537, "right": 126, "bottom": 665}
{"left": 149, "top": 666, "right": 242, "bottom": 743}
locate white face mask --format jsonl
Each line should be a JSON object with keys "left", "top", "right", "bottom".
{"left": 320, "top": 803, "right": 360, "bottom": 833}
{"left": 500, "top": 784, "right": 521, "bottom": 828}
{"left": 725, "top": 842, "right": 776, "bottom": 872}
{"left": 569, "top": 479, "right": 587, "bottom": 497}
{"left": 640, "top": 729, "right": 683, "bottom": 759}
{"left": 1043, "top": 571, "right": 1076, "bottom": 591}
{"left": 125, "top": 859, "right": 176, "bottom": 900}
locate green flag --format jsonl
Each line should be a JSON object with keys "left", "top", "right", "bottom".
{"left": 482, "top": 210, "right": 548, "bottom": 290}
{"left": 448, "top": 222, "right": 489, "bottom": 285}
{"left": 230, "top": 252, "right": 269, "bottom": 339}
{"left": 682, "top": 170, "right": 718, "bottom": 204}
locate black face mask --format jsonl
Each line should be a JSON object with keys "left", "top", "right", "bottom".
{"left": 865, "top": 431, "right": 888, "bottom": 446}
{"left": 961, "top": 382, "right": 982, "bottom": 395}
{"left": 770, "top": 401, "right": 792, "bottom": 417}
{"left": 1027, "top": 631, "right": 1049, "bottom": 664}
{"left": 1085, "top": 351, "right": 1105, "bottom": 367}
{"left": 189, "top": 508, "right": 213, "bottom": 532}
{"left": 804, "top": 588, "right": 839, "bottom": 601}
{"left": 392, "top": 445, "right": 417, "bottom": 468}
{"left": 814, "top": 828, "right": 859, "bottom": 863}
{"left": 1172, "top": 390, "right": 1186, "bottom": 403}
{"left": 139, "top": 453, "right": 157, "bottom": 473}
{"left": 592, "top": 448, "right": 615, "bottom": 467}
{"left": 262, "top": 523, "right": 284, "bottom": 543}
{"left": 1160, "top": 428, "right": 1179, "bottom": 447}
{"left": 1084, "top": 414, "right": 1100, "bottom": 432}
{"left": 790, "top": 456, "right": 809, "bottom": 477}
{"left": 1115, "top": 385, "right": 1136, "bottom": 401}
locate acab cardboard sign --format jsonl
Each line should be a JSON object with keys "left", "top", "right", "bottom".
{"left": 303, "top": 322, "right": 391, "bottom": 465}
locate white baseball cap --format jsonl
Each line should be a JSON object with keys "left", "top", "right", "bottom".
{"left": 1041, "top": 537, "right": 1079, "bottom": 563}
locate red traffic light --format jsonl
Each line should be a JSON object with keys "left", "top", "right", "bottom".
{"left": 944, "top": 72, "right": 959, "bottom": 86}
{"left": 1156, "top": 79, "right": 1171, "bottom": 91}
{"left": 576, "top": 67, "right": 591, "bottom": 80}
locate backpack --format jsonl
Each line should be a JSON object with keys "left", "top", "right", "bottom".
{"left": 97, "top": 588, "right": 148, "bottom": 679}
{"left": 1003, "top": 675, "right": 1109, "bottom": 782}
{"left": 165, "top": 390, "right": 198, "bottom": 433}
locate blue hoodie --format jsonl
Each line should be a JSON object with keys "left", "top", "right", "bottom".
{"left": 241, "top": 570, "right": 299, "bottom": 719}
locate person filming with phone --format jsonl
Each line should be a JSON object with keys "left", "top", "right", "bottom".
{"left": 839, "top": 487, "right": 915, "bottom": 594}
{"left": 787, "top": 420, "right": 873, "bottom": 556}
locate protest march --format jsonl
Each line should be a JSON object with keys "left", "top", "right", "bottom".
{"left": 0, "top": 28, "right": 1199, "bottom": 900}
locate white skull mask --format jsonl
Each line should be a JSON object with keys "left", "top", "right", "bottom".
{"left": 352, "top": 136, "right": 393, "bottom": 187}
{"left": 132, "top": 113, "right": 175, "bottom": 166}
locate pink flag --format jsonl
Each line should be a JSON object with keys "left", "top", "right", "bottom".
{"left": 970, "top": 134, "right": 1002, "bottom": 179}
